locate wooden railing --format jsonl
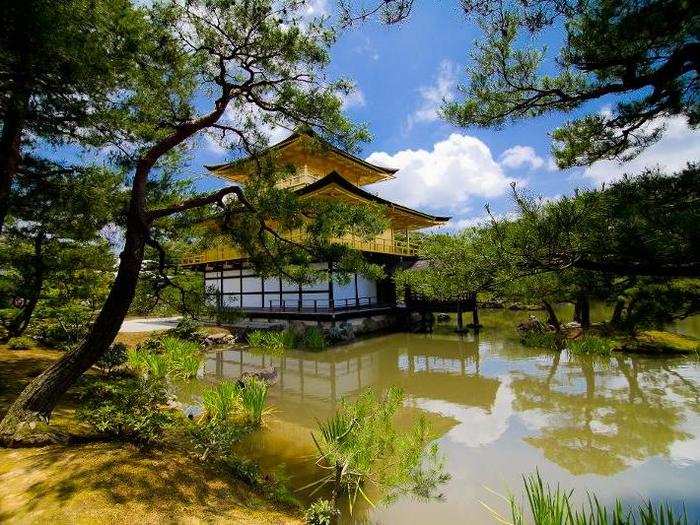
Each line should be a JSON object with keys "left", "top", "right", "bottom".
{"left": 181, "top": 234, "right": 420, "bottom": 266}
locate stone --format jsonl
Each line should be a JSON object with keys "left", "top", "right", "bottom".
{"left": 238, "top": 366, "right": 278, "bottom": 386}
{"left": 436, "top": 313, "right": 451, "bottom": 322}
{"left": 517, "top": 315, "right": 546, "bottom": 334}
{"left": 203, "top": 332, "right": 237, "bottom": 346}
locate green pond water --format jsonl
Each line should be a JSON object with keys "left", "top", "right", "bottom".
{"left": 177, "top": 307, "right": 700, "bottom": 524}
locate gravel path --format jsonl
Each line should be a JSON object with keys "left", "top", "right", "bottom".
{"left": 119, "top": 316, "right": 181, "bottom": 333}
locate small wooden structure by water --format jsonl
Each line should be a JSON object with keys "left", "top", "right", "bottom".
{"left": 405, "top": 290, "right": 479, "bottom": 332}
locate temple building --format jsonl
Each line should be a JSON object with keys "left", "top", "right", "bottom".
{"left": 181, "top": 131, "right": 449, "bottom": 324}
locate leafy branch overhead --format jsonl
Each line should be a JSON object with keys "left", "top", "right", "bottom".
{"left": 443, "top": 0, "right": 699, "bottom": 167}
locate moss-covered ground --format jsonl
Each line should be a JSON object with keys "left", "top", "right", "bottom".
{"left": 0, "top": 342, "right": 301, "bottom": 525}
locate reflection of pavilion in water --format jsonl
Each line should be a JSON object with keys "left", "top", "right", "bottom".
{"left": 202, "top": 333, "right": 501, "bottom": 415}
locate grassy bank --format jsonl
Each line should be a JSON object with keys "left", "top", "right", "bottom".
{"left": 0, "top": 343, "right": 301, "bottom": 525}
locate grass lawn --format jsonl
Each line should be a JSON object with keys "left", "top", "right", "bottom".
{"left": 0, "top": 344, "right": 301, "bottom": 525}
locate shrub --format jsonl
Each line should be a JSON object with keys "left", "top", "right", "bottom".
{"left": 567, "top": 336, "right": 615, "bottom": 356}
{"left": 96, "top": 342, "right": 128, "bottom": 373}
{"left": 216, "top": 309, "right": 245, "bottom": 325}
{"left": 169, "top": 317, "right": 202, "bottom": 341}
{"left": 302, "top": 326, "right": 326, "bottom": 351}
{"left": 187, "top": 417, "right": 248, "bottom": 461}
{"left": 136, "top": 337, "right": 165, "bottom": 354}
{"left": 308, "top": 387, "right": 449, "bottom": 515}
{"left": 32, "top": 304, "right": 93, "bottom": 349}
{"left": 6, "top": 336, "right": 34, "bottom": 350}
{"left": 304, "top": 499, "right": 339, "bottom": 525}
{"left": 77, "top": 377, "right": 172, "bottom": 445}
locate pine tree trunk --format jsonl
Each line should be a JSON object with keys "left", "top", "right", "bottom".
{"left": 7, "top": 230, "right": 46, "bottom": 338}
{"left": 542, "top": 300, "right": 561, "bottom": 332}
{"left": 611, "top": 298, "right": 625, "bottom": 327}
{"left": 0, "top": 87, "right": 29, "bottom": 234}
{"left": 579, "top": 294, "right": 590, "bottom": 329}
{"left": 0, "top": 211, "right": 148, "bottom": 442}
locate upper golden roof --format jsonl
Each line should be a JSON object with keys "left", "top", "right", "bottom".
{"left": 206, "top": 131, "right": 397, "bottom": 187}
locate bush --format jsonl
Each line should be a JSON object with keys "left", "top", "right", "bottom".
{"left": 6, "top": 336, "right": 34, "bottom": 350}
{"left": 77, "top": 377, "right": 172, "bottom": 445}
{"left": 136, "top": 337, "right": 165, "bottom": 354}
{"left": 201, "top": 380, "right": 241, "bottom": 423}
{"left": 96, "top": 342, "right": 128, "bottom": 372}
{"left": 566, "top": 336, "right": 615, "bottom": 356}
{"left": 216, "top": 309, "right": 245, "bottom": 325}
{"left": 247, "top": 327, "right": 327, "bottom": 352}
{"left": 169, "top": 317, "right": 201, "bottom": 341}
{"left": 304, "top": 499, "right": 339, "bottom": 525}
{"left": 32, "top": 304, "right": 93, "bottom": 349}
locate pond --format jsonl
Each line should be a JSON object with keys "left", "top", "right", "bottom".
{"left": 177, "top": 308, "right": 700, "bottom": 524}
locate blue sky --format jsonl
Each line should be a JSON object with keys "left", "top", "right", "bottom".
{"left": 191, "top": 0, "right": 700, "bottom": 229}
{"left": 105, "top": 1, "right": 700, "bottom": 230}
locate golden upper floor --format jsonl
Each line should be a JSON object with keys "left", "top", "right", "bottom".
{"left": 206, "top": 131, "right": 398, "bottom": 188}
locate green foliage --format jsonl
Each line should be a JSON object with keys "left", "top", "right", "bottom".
{"left": 161, "top": 336, "right": 202, "bottom": 379}
{"left": 31, "top": 304, "right": 93, "bottom": 350}
{"left": 302, "top": 326, "right": 326, "bottom": 351}
{"left": 247, "top": 330, "right": 287, "bottom": 351}
{"left": 442, "top": 0, "right": 699, "bottom": 167}
{"left": 201, "top": 380, "right": 241, "bottom": 423}
{"left": 128, "top": 336, "right": 202, "bottom": 379}
{"left": 77, "top": 377, "right": 172, "bottom": 445}
{"left": 521, "top": 332, "right": 559, "bottom": 350}
{"left": 247, "top": 327, "right": 328, "bottom": 352}
{"left": 307, "top": 387, "right": 449, "bottom": 514}
{"left": 396, "top": 227, "right": 504, "bottom": 301}
{"left": 304, "top": 499, "right": 339, "bottom": 525}
{"left": 95, "top": 342, "right": 128, "bottom": 373}
{"left": 187, "top": 379, "right": 270, "bottom": 464}
{"left": 6, "top": 336, "right": 34, "bottom": 350}
{"left": 238, "top": 377, "right": 270, "bottom": 426}
{"left": 567, "top": 336, "right": 615, "bottom": 356}
{"left": 168, "top": 317, "right": 201, "bottom": 341}
{"left": 489, "top": 471, "right": 689, "bottom": 525}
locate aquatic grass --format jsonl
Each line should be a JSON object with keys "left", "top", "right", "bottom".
{"left": 161, "top": 336, "right": 203, "bottom": 379}
{"left": 567, "top": 336, "right": 615, "bottom": 356}
{"left": 238, "top": 376, "right": 270, "bottom": 426}
{"left": 201, "top": 380, "right": 240, "bottom": 422}
{"left": 144, "top": 353, "right": 169, "bottom": 380}
{"left": 302, "top": 326, "right": 326, "bottom": 351}
{"left": 485, "top": 471, "right": 688, "bottom": 525}
{"left": 247, "top": 330, "right": 286, "bottom": 351}
{"left": 521, "top": 331, "right": 560, "bottom": 350}
{"left": 127, "top": 347, "right": 149, "bottom": 372}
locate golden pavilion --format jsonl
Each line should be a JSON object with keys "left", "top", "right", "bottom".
{"left": 181, "top": 130, "right": 449, "bottom": 323}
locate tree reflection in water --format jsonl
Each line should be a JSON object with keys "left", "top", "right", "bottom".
{"left": 513, "top": 351, "right": 696, "bottom": 475}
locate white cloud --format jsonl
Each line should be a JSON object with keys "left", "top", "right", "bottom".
{"left": 499, "top": 145, "right": 544, "bottom": 170}
{"left": 414, "top": 376, "right": 514, "bottom": 448}
{"left": 340, "top": 88, "right": 366, "bottom": 110}
{"left": 366, "top": 133, "right": 520, "bottom": 212}
{"left": 406, "top": 60, "right": 458, "bottom": 129}
{"left": 354, "top": 36, "right": 379, "bottom": 61}
{"left": 584, "top": 116, "right": 700, "bottom": 184}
